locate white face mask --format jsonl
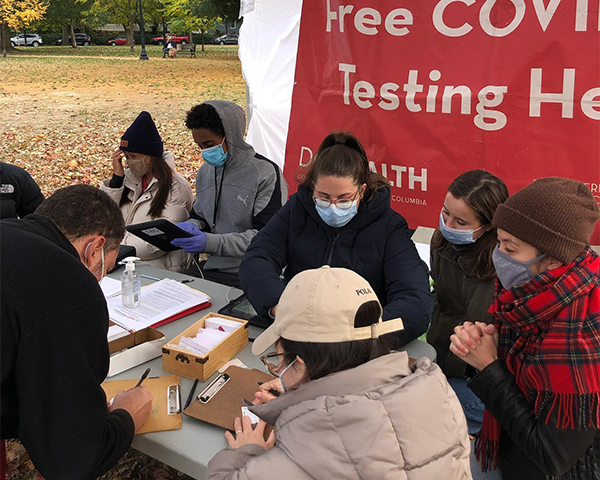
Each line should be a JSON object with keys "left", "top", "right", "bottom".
{"left": 127, "top": 156, "right": 149, "bottom": 178}
{"left": 84, "top": 241, "right": 105, "bottom": 283}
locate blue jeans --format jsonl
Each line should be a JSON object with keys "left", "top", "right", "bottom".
{"left": 448, "top": 377, "right": 485, "bottom": 435}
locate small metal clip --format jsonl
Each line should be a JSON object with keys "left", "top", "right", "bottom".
{"left": 167, "top": 384, "right": 181, "bottom": 415}
{"left": 197, "top": 373, "right": 230, "bottom": 404}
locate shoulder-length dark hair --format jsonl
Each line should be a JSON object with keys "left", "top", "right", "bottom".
{"left": 301, "top": 132, "right": 389, "bottom": 202}
{"left": 279, "top": 300, "right": 391, "bottom": 383}
{"left": 432, "top": 169, "right": 509, "bottom": 279}
{"left": 120, "top": 155, "right": 173, "bottom": 219}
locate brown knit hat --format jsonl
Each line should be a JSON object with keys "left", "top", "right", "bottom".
{"left": 493, "top": 177, "right": 600, "bottom": 264}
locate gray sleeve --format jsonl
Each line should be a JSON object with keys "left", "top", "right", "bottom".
{"left": 204, "top": 229, "right": 258, "bottom": 258}
{"left": 206, "top": 444, "right": 264, "bottom": 480}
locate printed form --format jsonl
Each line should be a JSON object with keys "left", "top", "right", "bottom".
{"left": 107, "top": 279, "right": 210, "bottom": 331}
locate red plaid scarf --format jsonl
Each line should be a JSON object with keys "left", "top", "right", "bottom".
{"left": 477, "top": 246, "right": 600, "bottom": 471}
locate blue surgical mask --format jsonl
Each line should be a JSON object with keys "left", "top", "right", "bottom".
{"left": 439, "top": 212, "right": 483, "bottom": 245}
{"left": 201, "top": 139, "right": 227, "bottom": 167}
{"left": 315, "top": 200, "right": 358, "bottom": 228}
{"left": 492, "top": 245, "right": 547, "bottom": 290}
{"left": 278, "top": 358, "right": 297, "bottom": 393}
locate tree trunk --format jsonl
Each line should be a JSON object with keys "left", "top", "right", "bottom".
{"left": 188, "top": 31, "right": 193, "bottom": 45}
{"left": 201, "top": 29, "right": 205, "bottom": 52}
{"left": 124, "top": 24, "right": 134, "bottom": 52}
{"left": 61, "top": 25, "right": 68, "bottom": 45}
{"left": 127, "top": 0, "right": 135, "bottom": 52}
{"left": 1, "top": 22, "right": 16, "bottom": 57}
{"left": 69, "top": 20, "right": 77, "bottom": 48}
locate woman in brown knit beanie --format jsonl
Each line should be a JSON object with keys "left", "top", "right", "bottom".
{"left": 450, "top": 177, "right": 600, "bottom": 480}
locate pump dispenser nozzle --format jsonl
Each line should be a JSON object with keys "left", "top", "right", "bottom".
{"left": 121, "top": 256, "right": 141, "bottom": 272}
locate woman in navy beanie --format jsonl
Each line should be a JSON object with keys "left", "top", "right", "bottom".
{"left": 100, "top": 111, "right": 194, "bottom": 271}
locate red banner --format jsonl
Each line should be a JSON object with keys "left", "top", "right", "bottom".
{"left": 284, "top": 0, "right": 600, "bottom": 244}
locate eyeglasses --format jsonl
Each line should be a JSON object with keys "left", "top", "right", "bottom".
{"left": 260, "top": 352, "right": 287, "bottom": 376}
{"left": 313, "top": 189, "right": 361, "bottom": 210}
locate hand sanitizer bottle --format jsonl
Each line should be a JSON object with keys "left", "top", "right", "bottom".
{"left": 121, "top": 257, "right": 141, "bottom": 308}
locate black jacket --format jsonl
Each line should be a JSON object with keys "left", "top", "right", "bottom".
{"left": 239, "top": 186, "right": 433, "bottom": 345}
{"left": 0, "top": 162, "right": 44, "bottom": 219}
{"left": 427, "top": 238, "right": 496, "bottom": 377}
{"left": 469, "top": 360, "right": 600, "bottom": 479}
{"left": 1, "top": 215, "right": 134, "bottom": 480}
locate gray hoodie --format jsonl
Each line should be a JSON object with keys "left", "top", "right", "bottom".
{"left": 189, "top": 101, "right": 288, "bottom": 274}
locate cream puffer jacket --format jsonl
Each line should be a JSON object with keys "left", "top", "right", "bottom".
{"left": 100, "top": 152, "right": 194, "bottom": 272}
{"left": 206, "top": 352, "right": 472, "bottom": 480}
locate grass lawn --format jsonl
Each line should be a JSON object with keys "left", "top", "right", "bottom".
{"left": 10, "top": 44, "right": 237, "bottom": 58}
{"left": 1, "top": 45, "right": 244, "bottom": 195}
{"left": 1, "top": 45, "right": 245, "bottom": 480}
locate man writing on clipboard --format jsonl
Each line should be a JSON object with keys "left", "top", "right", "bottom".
{"left": 0, "top": 185, "right": 152, "bottom": 480}
{"left": 172, "top": 100, "right": 288, "bottom": 288}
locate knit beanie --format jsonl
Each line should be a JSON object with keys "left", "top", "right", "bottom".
{"left": 120, "top": 111, "right": 164, "bottom": 157}
{"left": 493, "top": 177, "right": 600, "bottom": 264}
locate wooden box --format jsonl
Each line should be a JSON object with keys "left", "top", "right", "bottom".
{"left": 162, "top": 312, "right": 249, "bottom": 381}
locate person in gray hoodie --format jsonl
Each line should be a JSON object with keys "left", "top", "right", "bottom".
{"left": 205, "top": 266, "right": 472, "bottom": 480}
{"left": 172, "top": 100, "right": 288, "bottom": 287}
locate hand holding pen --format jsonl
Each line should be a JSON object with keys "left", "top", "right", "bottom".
{"left": 252, "top": 379, "right": 283, "bottom": 405}
{"left": 109, "top": 367, "right": 153, "bottom": 432}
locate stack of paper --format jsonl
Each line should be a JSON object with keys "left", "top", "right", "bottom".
{"left": 107, "top": 279, "right": 211, "bottom": 332}
{"left": 179, "top": 317, "right": 241, "bottom": 355}
{"left": 205, "top": 316, "right": 243, "bottom": 333}
{"left": 100, "top": 277, "right": 122, "bottom": 299}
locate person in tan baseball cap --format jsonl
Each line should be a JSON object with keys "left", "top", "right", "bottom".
{"left": 205, "top": 266, "right": 472, "bottom": 480}
{"left": 251, "top": 265, "right": 405, "bottom": 357}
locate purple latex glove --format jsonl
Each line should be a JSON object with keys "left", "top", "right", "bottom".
{"left": 171, "top": 221, "right": 207, "bottom": 253}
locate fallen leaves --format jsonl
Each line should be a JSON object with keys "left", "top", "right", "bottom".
{"left": 5, "top": 440, "right": 195, "bottom": 480}
{"left": 0, "top": 51, "right": 245, "bottom": 197}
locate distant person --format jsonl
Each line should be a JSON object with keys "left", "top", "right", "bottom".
{"left": 172, "top": 100, "right": 288, "bottom": 287}
{"left": 100, "top": 111, "right": 194, "bottom": 271}
{"left": 167, "top": 38, "right": 177, "bottom": 58}
{"left": 239, "top": 131, "right": 432, "bottom": 346}
{"left": 206, "top": 266, "right": 472, "bottom": 479}
{"left": 1, "top": 185, "right": 152, "bottom": 480}
{"left": 0, "top": 162, "right": 44, "bottom": 219}
{"left": 427, "top": 170, "right": 508, "bottom": 434}
{"left": 450, "top": 177, "right": 600, "bottom": 479}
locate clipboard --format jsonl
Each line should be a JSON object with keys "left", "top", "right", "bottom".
{"left": 184, "top": 366, "right": 274, "bottom": 432}
{"left": 126, "top": 219, "right": 192, "bottom": 252}
{"left": 102, "top": 375, "right": 183, "bottom": 434}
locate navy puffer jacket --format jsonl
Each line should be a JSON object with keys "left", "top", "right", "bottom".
{"left": 239, "top": 185, "right": 433, "bottom": 345}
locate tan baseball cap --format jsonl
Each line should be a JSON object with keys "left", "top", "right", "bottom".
{"left": 252, "top": 266, "right": 404, "bottom": 355}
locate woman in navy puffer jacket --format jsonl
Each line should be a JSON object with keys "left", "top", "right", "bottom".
{"left": 239, "top": 132, "right": 433, "bottom": 347}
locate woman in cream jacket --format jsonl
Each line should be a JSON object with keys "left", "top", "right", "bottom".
{"left": 100, "top": 111, "right": 193, "bottom": 271}
{"left": 206, "top": 266, "right": 472, "bottom": 480}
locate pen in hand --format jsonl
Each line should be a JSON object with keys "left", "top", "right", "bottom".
{"left": 257, "top": 381, "right": 280, "bottom": 397}
{"left": 108, "top": 367, "right": 152, "bottom": 410}
{"left": 135, "top": 367, "right": 151, "bottom": 388}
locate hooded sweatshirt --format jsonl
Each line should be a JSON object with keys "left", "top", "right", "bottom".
{"left": 189, "top": 101, "right": 288, "bottom": 274}
{"left": 205, "top": 353, "right": 472, "bottom": 480}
